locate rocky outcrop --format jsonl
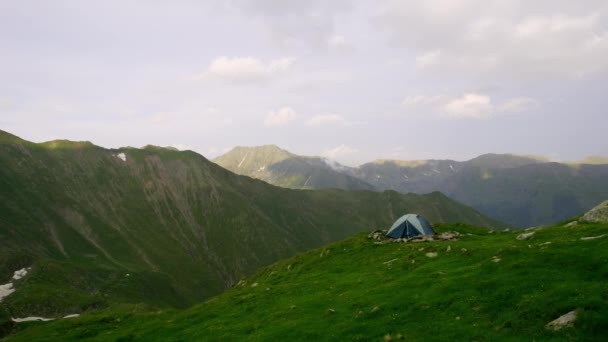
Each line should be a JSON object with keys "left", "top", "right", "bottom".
{"left": 516, "top": 232, "right": 535, "bottom": 240}
{"left": 580, "top": 200, "right": 608, "bottom": 223}
{"left": 546, "top": 310, "right": 577, "bottom": 330}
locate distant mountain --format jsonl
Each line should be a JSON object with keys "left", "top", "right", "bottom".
{"left": 353, "top": 155, "right": 608, "bottom": 228}
{"left": 0, "top": 130, "right": 501, "bottom": 323}
{"left": 215, "top": 147, "right": 608, "bottom": 227}
{"left": 574, "top": 156, "right": 608, "bottom": 165}
{"left": 213, "top": 145, "right": 374, "bottom": 190}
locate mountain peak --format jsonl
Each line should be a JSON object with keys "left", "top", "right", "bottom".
{"left": 230, "top": 144, "right": 294, "bottom": 156}
{"left": 467, "top": 153, "right": 546, "bottom": 169}
{"left": 39, "top": 139, "right": 96, "bottom": 149}
{"left": 214, "top": 145, "right": 296, "bottom": 171}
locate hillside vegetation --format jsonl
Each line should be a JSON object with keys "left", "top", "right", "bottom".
{"left": 6, "top": 220, "right": 608, "bottom": 341}
{"left": 0, "top": 130, "right": 501, "bottom": 327}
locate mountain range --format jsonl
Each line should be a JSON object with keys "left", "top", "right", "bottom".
{"left": 215, "top": 146, "right": 608, "bottom": 228}
{"left": 0, "top": 130, "right": 501, "bottom": 328}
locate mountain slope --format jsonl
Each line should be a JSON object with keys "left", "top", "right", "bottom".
{"left": 0, "top": 130, "right": 501, "bottom": 322}
{"left": 213, "top": 145, "right": 374, "bottom": 190}
{"left": 440, "top": 162, "right": 608, "bottom": 227}
{"left": 8, "top": 220, "right": 608, "bottom": 341}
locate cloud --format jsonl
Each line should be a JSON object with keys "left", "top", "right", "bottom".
{"left": 326, "top": 34, "right": 354, "bottom": 51}
{"left": 264, "top": 107, "right": 297, "bottom": 127}
{"left": 228, "top": 1, "right": 354, "bottom": 48}
{"left": 169, "top": 143, "right": 193, "bottom": 151}
{"left": 201, "top": 56, "right": 295, "bottom": 83}
{"left": 321, "top": 144, "right": 358, "bottom": 162}
{"left": 306, "top": 114, "right": 348, "bottom": 126}
{"left": 442, "top": 93, "right": 493, "bottom": 119}
{"left": 375, "top": 1, "right": 608, "bottom": 79}
{"left": 402, "top": 95, "right": 445, "bottom": 107}
{"left": 498, "top": 97, "right": 540, "bottom": 113}
{"left": 403, "top": 93, "right": 541, "bottom": 119}
{"left": 415, "top": 50, "right": 442, "bottom": 69}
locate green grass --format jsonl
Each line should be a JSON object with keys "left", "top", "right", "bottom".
{"left": 6, "top": 221, "right": 608, "bottom": 341}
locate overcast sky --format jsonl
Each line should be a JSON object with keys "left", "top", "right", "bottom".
{"left": 1, "top": 1, "right": 607, "bottom": 165}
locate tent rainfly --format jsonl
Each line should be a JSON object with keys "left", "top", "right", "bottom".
{"left": 386, "top": 214, "right": 435, "bottom": 239}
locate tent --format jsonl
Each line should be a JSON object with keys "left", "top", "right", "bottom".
{"left": 386, "top": 214, "right": 435, "bottom": 239}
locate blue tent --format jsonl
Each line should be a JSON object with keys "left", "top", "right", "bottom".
{"left": 386, "top": 214, "right": 435, "bottom": 239}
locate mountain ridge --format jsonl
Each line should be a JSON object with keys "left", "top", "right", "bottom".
{"left": 214, "top": 145, "right": 608, "bottom": 227}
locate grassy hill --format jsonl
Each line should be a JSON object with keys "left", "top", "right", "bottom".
{"left": 0, "top": 130, "right": 502, "bottom": 331}
{"left": 6, "top": 220, "right": 608, "bottom": 341}
{"left": 213, "top": 145, "right": 374, "bottom": 190}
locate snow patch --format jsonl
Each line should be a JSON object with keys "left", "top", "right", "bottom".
{"left": 237, "top": 152, "right": 249, "bottom": 168}
{"left": 302, "top": 175, "right": 312, "bottom": 188}
{"left": 12, "top": 316, "right": 55, "bottom": 323}
{"left": 115, "top": 153, "right": 127, "bottom": 162}
{"left": 0, "top": 283, "right": 15, "bottom": 302}
{"left": 449, "top": 164, "right": 455, "bottom": 170}
{"left": 11, "top": 314, "right": 80, "bottom": 322}
{"left": 12, "top": 268, "right": 28, "bottom": 280}
{"left": 1, "top": 267, "right": 31, "bottom": 302}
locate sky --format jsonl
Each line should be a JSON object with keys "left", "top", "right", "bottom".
{"left": 1, "top": 0, "right": 607, "bottom": 166}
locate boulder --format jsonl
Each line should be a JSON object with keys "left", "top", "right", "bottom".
{"left": 546, "top": 310, "right": 577, "bottom": 330}
{"left": 516, "top": 232, "right": 535, "bottom": 240}
{"left": 580, "top": 200, "right": 608, "bottom": 223}
{"left": 437, "top": 231, "right": 460, "bottom": 240}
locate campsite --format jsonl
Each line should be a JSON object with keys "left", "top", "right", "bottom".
{"left": 2, "top": 1, "right": 608, "bottom": 340}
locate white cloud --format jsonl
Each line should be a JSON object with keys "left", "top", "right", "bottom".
{"left": 442, "top": 93, "right": 493, "bottom": 119}
{"left": 321, "top": 144, "right": 359, "bottom": 163}
{"left": 415, "top": 50, "right": 442, "bottom": 69}
{"left": 327, "top": 34, "right": 354, "bottom": 51}
{"left": 267, "top": 58, "right": 296, "bottom": 73}
{"left": 201, "top": 56, "right": 295, "bottom": 83}
{"left": 402, "top": 95, "right": 445, "bottom": 107}
{"left": 404, "top": 93, "right": 541, "bottom": 119}
{"left": 150, "top": 112, "right": 166, "bottom": 124}
{"left": 498, "top": 97, "right": 540, "bottom": 113}
{"left": 169, "top": 143, "right": 193, "bottom": 151}
{"left": 306, "top": 114, "right": 348, "bottom": 126}
{"left": 264, "top": 107, "right": 297, "bottom": 127}
{"left": 376, "top": 1, "right": 608, "bottom": 79}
